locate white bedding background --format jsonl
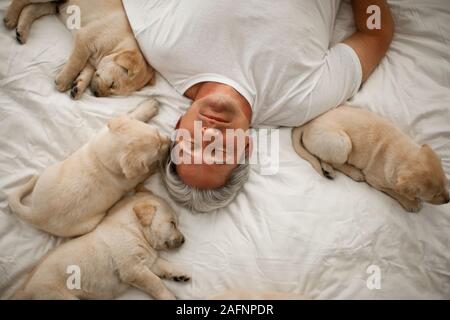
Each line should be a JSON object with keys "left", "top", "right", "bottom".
{"left": 0, "top": 0, "right": 449, "bottom": 299}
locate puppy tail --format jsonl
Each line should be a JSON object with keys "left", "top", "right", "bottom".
{"left": 292, "top": 127, "right": 324, "bottom": 176}
{"left": 8, "top": 175, "right": 38, "bottom": 221}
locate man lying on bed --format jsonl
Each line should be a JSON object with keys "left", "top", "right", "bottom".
{"left": 123, "top": 0, "right": 395, "bottom": 212}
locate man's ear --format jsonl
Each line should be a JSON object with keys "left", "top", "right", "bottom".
{"left": 133, "top": 202, "right": 156, "bottom": 226}
{"left": 120, "top": 150, "right": 151, "bottom": 180}
{"left": 114, "top": 50, "right": 141, "bottom": 78}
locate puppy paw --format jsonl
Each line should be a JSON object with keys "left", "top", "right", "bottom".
{"left": 3, "top": 15, "right": 18, "bottom": 30}
{"left": 321, "top": 162, "right": 336, "bottom": 180}
{"left": 15, "top": 27, "right": 27, "bottom": 45}
{"left": 55, "top": 73, "right": 72, "bottom": 92}
{"left": 351, "top": 170, "right": 365, "bottom": 182}
{"left": 171, "top": 274, "right": 191, "bottom": 282}
{"left": 70, "top": 82, "right": 79, "bottom": 99}
{"left": 401, "top": 199, "right": 422, "bottom": 213}
{"left": 129, "top": 99, "right": 160, "bottom": 121}
{"left": 70, "top": 80, "right": 87, "bottom": 100}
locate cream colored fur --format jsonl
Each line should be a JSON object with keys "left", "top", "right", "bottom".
{"left": 292, "top": 106, "right": 449, "bottom": 212}
{"left": 4, "top": 0, "right": 154, "bottom": 99}
{"left": 8, "top": 99, "right": 170, "bottom": 237}
{"left": 12, "top": 189, "right": 189, "bottom": 300}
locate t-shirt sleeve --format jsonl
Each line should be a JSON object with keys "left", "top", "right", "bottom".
{"left": 304, "top": 43, "right": 363, "bottom": 122}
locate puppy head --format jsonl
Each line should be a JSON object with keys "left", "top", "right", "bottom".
{"left": 90, "top": 50, "right": 154, "bottom": 97}
{"left": 133, "top": 198, "right": 185, "bottom": 250}
{"left": 108, "top": 116, "right": 171, "bottom": 179}
{"left": 395, "top": 145, "right": 449, "bottom": 205}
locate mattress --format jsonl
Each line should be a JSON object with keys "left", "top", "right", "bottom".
{"left": 0, "top": 0, "right": 449, "bottom": 299}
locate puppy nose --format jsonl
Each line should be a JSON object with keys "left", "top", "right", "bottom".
{"left": 181, "top": 236, "right": 185, "bottom": 245}
{"left": 93, "top": 90, "right": 100, "bottom": 97}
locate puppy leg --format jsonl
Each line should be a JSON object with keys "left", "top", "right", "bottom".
{"left": 302, "top": 125, "right": 352, "bottom": 179}
{"left": 334, "top": 163, "right": 365, "bottom": 182}
{"left": 4, "top": 0, "right": 30, "bottom": 29}
{"left": 379, "top": 188, "right": 422, "bottom": 213}
{"left": 128, "top": 99, "right": 159, "bottom": 122}
{"left": 319, "top": 161, "right": 336, "bottom": 180}
{"left": 150, "top": 258, "right": 190, "bottom": 282}
{"left": 122, "top": 266, "right": 176, "bottom": 300}
{"left": 15, "top": 2, "right": 57, "bottom": 44}
{"left": 366, "top": 174, "right": 422, "bottom": 212}
{"left": 70, "top": 63, "right": 95, "bottom": 100}
{"left": 55, "top": 33, "right": 91, "bottom": 92}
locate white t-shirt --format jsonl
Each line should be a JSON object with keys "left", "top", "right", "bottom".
{"left": 123, "top": 0, "right": 362, "bottom": 127}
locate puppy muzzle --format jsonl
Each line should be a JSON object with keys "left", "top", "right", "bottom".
{"left": 166, "top": 235, "right": 185, "bottom": 249}
{"left": 90, "top": 76, "right": 109, "bottom": 97}
{"left": 429, "top": 194, "right": 450, "bottom": 205}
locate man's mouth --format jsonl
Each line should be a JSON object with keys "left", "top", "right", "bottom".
{"left": 199, "top": 113, "right": 232, "bottom": 125}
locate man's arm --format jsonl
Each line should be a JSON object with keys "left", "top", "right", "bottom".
{"left": 343, "top": 0, "right": 395, "bottom": 82}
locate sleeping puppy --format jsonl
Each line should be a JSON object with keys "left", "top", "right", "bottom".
{"left": 292, "top": 106, "right": 449, "bottom": 212}
{"left": 4, "top": 0, "right": 154, "bottom": 99}
{"left": 8, "top": 99, "right": 170, "bottom": 237}
{"left": 12, "top": 189, "right": 189, "bottom": 300}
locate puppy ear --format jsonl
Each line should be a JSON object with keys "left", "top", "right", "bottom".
{"left": 114, "top": 50, "right": 142, "bottom": 78}
{"left": 395, "top": 173, "right": 419, "bottom": 200}
{"left": 120, "top": 150, "right": 150, "bottom": 180}
{"left": 108, "top": 116, "right": 129, "bottom": 133}
{"left": 420, "top": 144, "right": 441, "bottom": 160}
{"left": 146, "top": 66, "right": 155, "bottom": 86}
{"left": 133, "top": 202, "right": 156, "bottom": 226}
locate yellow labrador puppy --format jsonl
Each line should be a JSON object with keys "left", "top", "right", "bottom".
{"left": 4, "top": 0, "right": 154, "bottom": 99}
{"left": 12, "top": 189, "right": 189, "bottom": 300}
{"left": 8, "top": 99, "right": 170, "bottom": 237}
{"left": 292, "top": 106, "right": 449, "bottom": 212}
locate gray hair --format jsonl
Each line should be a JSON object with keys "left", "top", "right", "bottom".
{"left": 161, "top": 156, "right": 250, "bottom": 213}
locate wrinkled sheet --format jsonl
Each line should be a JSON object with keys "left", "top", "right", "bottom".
{"left": 0, "top": 0, "right": 449, "bottom": 299}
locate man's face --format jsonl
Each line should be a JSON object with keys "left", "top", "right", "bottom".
{"left": 174, "top": 94, "right": 251, "bottom": 189}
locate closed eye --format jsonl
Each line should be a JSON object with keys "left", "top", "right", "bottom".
{"left": 171, "top": 221, "right": 176, "bottom": 228}
{"left": 119, "top": 66, "right": 128, "bottom": 74}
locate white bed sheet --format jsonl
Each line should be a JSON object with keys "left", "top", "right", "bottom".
{"left": 0, "top": 0, "right": 449, "bottom": 299}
